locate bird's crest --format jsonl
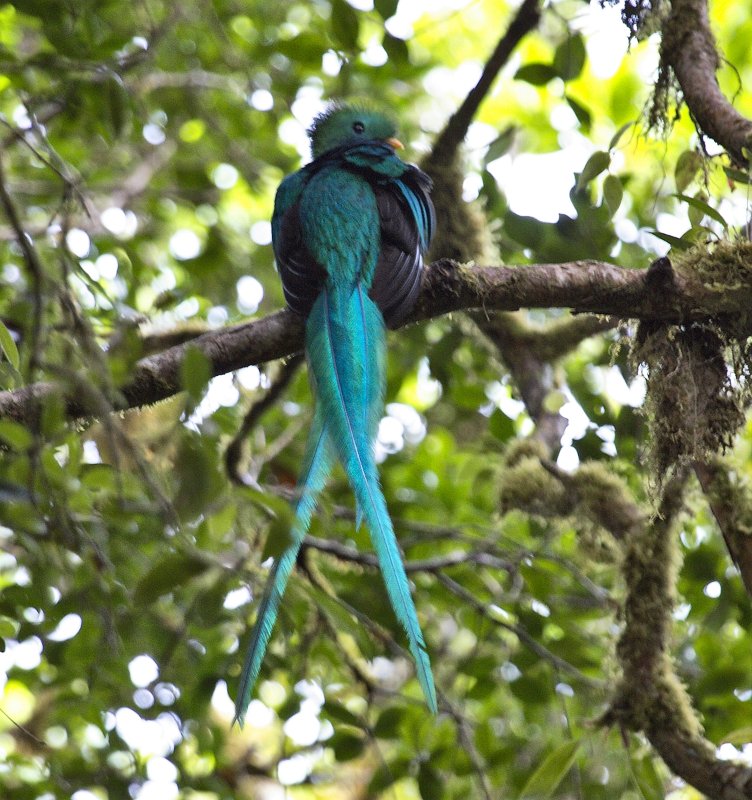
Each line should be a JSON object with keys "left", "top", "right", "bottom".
{"left": 308, "top": 102, "right": 398, "bottom": 158}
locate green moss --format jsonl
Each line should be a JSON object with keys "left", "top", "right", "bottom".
{"left": 503, "top": 437, "right": 550, "bottom": 468}
{"left": 674, "top": 239, "right": 752, "bottom": 298}
{"left": 600, "top": 481, "right": 706, "bottom": 744}
{"left": 499, "top": 456, "right": 568, "bottom": 516}
{"left": 573, "top": 462, "right": 645, "bottom": 540}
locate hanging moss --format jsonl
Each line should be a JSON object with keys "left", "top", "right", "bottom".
{"left": 632, "top": 241, "right": 752, "bottom": 481}
{"left": 632, "top": 319, "right": 748, "bottom": 481}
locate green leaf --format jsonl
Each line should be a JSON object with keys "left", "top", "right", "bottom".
{"left": 673, "top": 193, "right": 728, "bottom": 228}
{"left": 323, "top": 700, "right": 363, "bottom": 728}
{"left": 105, "top": 74, "right": 129, "bottom": 138}
{"left": 260, "top": 512, "right": 297, "bottom": 560}
{"left": 723, "top": 726, "right": 752, "bottom": 746}
{"left": 383, "top": 32, "right": 408, "bottom": 64}
{"left": 675, "top": 150, "right": 703, "bottom": 192}
{"left": 630, "top": 754, "right": 666, "bottom": 800}
{"left": 418, "top": 762, "right": 445, "bottom": 799}
{"left": 0, "top": 420, "right": 33, "bottom": 450}
{"left": 648, "top": 230, "right": 694, "bottom": 251}
{"left": 603, "top": 174, "right": 623, "bottom": 216}
{"left": 330, "top": 730, "right": 366, "bottom": 761}
{"left": 518, "top": 739, "right": 581, "bottom": 799}
{"left": 565, "top": 95, "right": 591, "bottom": 130}
{"left": 504, "top": 211, "right": 544, "bottom": 247}
{"left": 0, "top": 615, "right": 20, "bottom": 638}
{"left": 331, "top": 0, "right": 360, "bottom": 50}
{"left": 514, "top": 63, "right": 558, "bottom": 86}
{"left": 576, "top": 151, "right": 610, "bottom": 191}
{"left": 374, "top": 706, "right": 405, "bottom": 738}
{"left": 368, "top": 757, "right": 411, "bottom": 796}
{"left": 484, "top": 126, "right": 517, "bottom": 164}
{"left": 609, "top": 120, "right": 635, "bottom": 151}
{"left": 374, "top": 0, "right": 398, "bottom": 19}
{"left": 489, "top": 408, "right": 515, "bottom": 442}
{"left": 181, "top": 345, "right": 212, "bottom": 401}
{"left": 553, "top": 34, "right": 585, "bottom": 81}
{"left": 723, "top": 166, "right": 752, "bottom": 185}
{"left": 0, "top": 320, "right": 19, "bottom": 371}
{"left": 134, "top": 551, "right": 209, "bottom": 604}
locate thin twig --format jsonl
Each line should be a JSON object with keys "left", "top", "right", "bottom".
{"left": 436, "top": 572, "right": 604, "bottom": 688}
{"left": 225, "top": 354, "right": 304, "bottom": 484}
{"left": 302, "top": 535, "right": 513, "bottom": 574}
{"left": 0, "top": 152, "right": 44, "bottom": 374}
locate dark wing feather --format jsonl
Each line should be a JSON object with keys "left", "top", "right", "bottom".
{"left": 274, "top": 201, "right": 328, "bottom": 318}
{"left": 370, "top": 165, "right": 434, "bottom": 329}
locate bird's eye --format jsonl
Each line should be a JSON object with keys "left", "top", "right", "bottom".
{"left": 352, "top": 121, "right": 365, "bottom": 134}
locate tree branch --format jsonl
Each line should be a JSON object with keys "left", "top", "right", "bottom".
{"left": 4, "top": 253, "right": 752, "bottom": 425}
{"left": 225, "top": 354, "right": 304, "bottom": 485}
{"left": 694, "top": 457, "right": 752, "bottom": 599}
{"left": 435, "top": 572, "right": 603, "bottom": 688}
{"left": 600, "top": 469, "right": 752, "bottom": 800}
{"left": 663, "top": 0, "right": 752, "bottom": 165}
{"left": 301, "top": 535, "right": 513, "bottom": 574}
{"left": 0, "top": 152, "right": 45, "bottom": 373}
{"left": 432, "top": 0, "right": 543, "bottom": 160}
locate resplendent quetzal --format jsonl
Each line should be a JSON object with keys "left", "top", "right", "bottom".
{"left": 234, "top": 103, "right": 436, "bottom": 725}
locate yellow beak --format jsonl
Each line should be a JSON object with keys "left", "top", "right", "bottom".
{"left": 385, "top": 137, "right": 404, "bottom": 150}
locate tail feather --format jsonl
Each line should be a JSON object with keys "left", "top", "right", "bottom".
{"left": 234, "top": 411, "right": 332, "bottom": 726}
{"left": 307, "top": 287, "right": 437, "bottom": 712}
{"left": 354, "top": 284, "right": 384, "bottom": 532}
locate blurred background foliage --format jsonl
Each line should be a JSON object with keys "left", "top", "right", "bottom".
{"left": 0, "top": 0, "right": 751, "bottom": 798}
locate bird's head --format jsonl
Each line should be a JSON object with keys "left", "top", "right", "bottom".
{"left": 308, "top": 103, "right": 403, "bottom": 158}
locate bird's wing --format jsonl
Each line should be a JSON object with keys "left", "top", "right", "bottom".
{"left": 370, "top": 165, "right": 435, "bottom": 329}
{"left": 272, "top": 169, "right": 328, "bottom": 318}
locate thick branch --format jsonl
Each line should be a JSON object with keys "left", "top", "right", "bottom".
{"left": 3, "top": 255, "right": 752, "bottom": 425}
{"left": 664, "top": 0, "right": 752, "bottom": 165}
{"left": 601, "top": 470, "right": 752, "bottom": 800}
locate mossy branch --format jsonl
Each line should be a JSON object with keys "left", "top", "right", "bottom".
{"left": 660, "top": 0, "right": 752, "bottom": 165}
{"left": 6, "top": 249, "right": 752, "bottom": 426}
{"left": 599, "top": 470, "right": 752, "bottom": 800}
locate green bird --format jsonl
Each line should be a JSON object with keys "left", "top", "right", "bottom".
{"left": 234, "top": 103, "right": 437, "bottom": 725}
